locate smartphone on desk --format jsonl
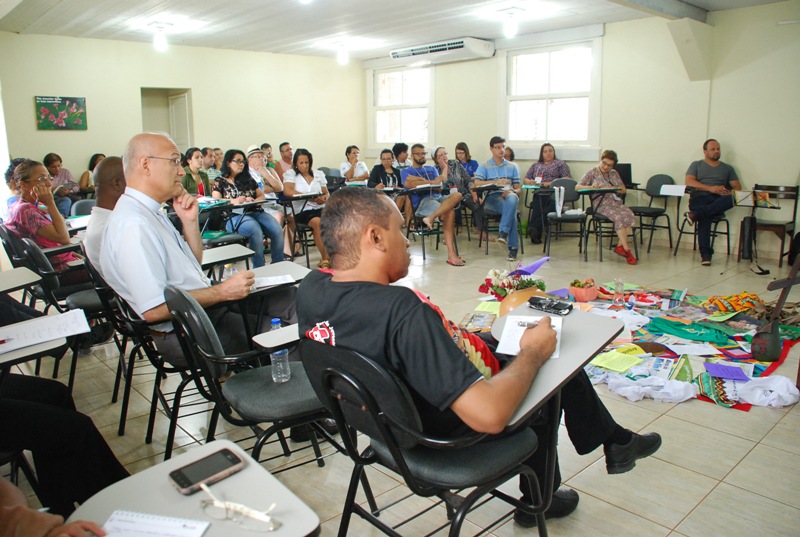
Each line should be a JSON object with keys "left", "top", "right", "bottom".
{"left": 528, "top": 296, "right": 573, "bottom": 316}
{"left": 168, "top": 448, "right": 245, "bottom": 495}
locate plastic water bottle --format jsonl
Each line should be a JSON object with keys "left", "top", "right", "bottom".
{"left": 271, "top": 349, "right": 291, "bottom": 383}
{"left": 269, "top": 318, "right": 291, "bottom": 383}
{"left": 613, "top": 278, "right": 625, "bottom": 307}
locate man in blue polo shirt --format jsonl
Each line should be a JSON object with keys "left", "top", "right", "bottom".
{"left": 474, "top": 136, "right": 521, "bottom": 261}
{"left": 400, "top": 143, "right": 464, "bottom": 266}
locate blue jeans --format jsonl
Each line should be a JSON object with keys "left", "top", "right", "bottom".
{"left": 228, "top": 210, "right": 284, "bottom": 267}
{"left": 689, "top": 194, "right": 734, "bottom": 258}
{"left": 55, "top": 196, "right": 72, "bottom": 217}
{"left": 484, "top": 191, "right": 519, "bottom": 249}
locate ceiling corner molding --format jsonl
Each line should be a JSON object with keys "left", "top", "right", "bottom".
{"left": 609, "top": 0, "right": 707, "bottom": 23}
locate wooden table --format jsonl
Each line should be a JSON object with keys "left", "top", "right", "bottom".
{"left": 69, "top": 440, "right": 321, "bottom": 536}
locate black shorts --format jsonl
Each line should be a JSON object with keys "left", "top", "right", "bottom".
{"left": 296, "top": 208, "right": 323, "bottom": 226}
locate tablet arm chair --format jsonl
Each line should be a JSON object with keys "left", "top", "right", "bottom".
{"left": 300, "top": 339, "right": 550, "bottom": 537}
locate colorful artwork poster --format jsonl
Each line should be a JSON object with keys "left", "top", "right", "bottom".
{"left": 35, "top": 96, "right": 87, "bottom": 130}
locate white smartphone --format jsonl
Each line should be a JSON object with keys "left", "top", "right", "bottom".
{"left": 168, "top": 448, "right": 245, "bottom": 495}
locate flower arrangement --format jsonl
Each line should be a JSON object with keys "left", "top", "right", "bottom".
{"left": 478, "top": 268, "right": 546, "bottom": 301}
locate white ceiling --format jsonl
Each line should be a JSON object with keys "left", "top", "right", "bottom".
{"left": 0, "top": 0, "right": 783, "bottom": 61}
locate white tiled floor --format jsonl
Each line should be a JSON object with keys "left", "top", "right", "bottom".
{"left": 8, "top": 228, "right": 800, "bottom": 536}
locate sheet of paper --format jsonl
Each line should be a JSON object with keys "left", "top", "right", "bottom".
{"left": 590, "top": 351, "right": 643, "bottom": 372}
{"left": 253, "top": 274, "right": 295, "bottom": 289}
{"left": 474, "top": 301, "right": 501, "bottom": 314}
{"left": 660, "top": 184, "right": 686, "bottom": 197}
{"left": 496, "top": 315, "right": 562, "bottom": 358}
{"left": 67, "top": 215, "right": 91, "bottom": 228}
{"left": 666, "top": 343, "right": 722, "bottom": 356}
{"left": 614, "top": 344, "right": 646, "bottom": 355}
{"left": 0, "top": 309, "right": 90, "bottom": 354}
{"left": 704, "top": 362, "right": 750, "bottom": 381}
{"left": 104, "top": 510, "right": 209, "bottom": 537}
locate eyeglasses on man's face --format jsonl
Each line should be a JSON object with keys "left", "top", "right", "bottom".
{"left": 148, "top": 156, "right": 182, "bottom": 167}
{"left": 412, "top": 151, "right": 428, "bottom": 156}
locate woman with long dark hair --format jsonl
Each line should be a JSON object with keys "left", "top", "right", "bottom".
{"left": 78, "top": 153, "right": 104, "bottom": 197}
{"left": 181, "top": 147, "right": 211, "bottom": 196}
{"left": 211, "top": 149, "right": 284, "bottom": 267}
{"left": 523, "top": 143, "right": 572, "bottom": 244}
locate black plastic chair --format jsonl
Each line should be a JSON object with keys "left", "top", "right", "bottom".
{"left": 544, "top": 179, "right": 588, "bottom": 258}
{"left": 583, "top": 192, "right": 639, "bottom": 262}
{"left": 165, "top": 286, "right": 339, "bottom": 470}
{"left": 300, "top": 339, "right": 549, "bottom": 537}
{"left": 70, "top": 199, "right": 96, "bottom": 216}
{"left": 629, "top": 174, "right": 675, "bottom": 253}
{"left": 673, "top": 192, "right": 730, "bottom": 258}
{"left": 279, "top": 196, "right": 317, "bottom": 268}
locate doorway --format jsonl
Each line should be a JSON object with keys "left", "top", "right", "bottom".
{"left": 140, "top": 88, "right": 193, "bottom": 152}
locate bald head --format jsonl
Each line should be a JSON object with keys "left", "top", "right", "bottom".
{"left": 93, "top": 156, "right": 126, "bottom": 210}
{"left": 122, "top": 132, "right": 185, "bottom": 202}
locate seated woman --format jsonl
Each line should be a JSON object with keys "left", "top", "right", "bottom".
{"left": 369, "top": 149, "right": 411, "bottom": 226}
{"left": 283, "top": 148, "right": 331, "bottom": 269}
{"left": 578, "top": 149, "right": 637, "bottom": 265}
{"left": 78, "top": 153, "right": 104, "bottom": 198}
{"left": 340, "top": 145, "right": 369, "bottom": 182}
{"left": 433, "top": 145, "right": 481, "bottom": 232}
{"left": 5, "top": 160, "right": 89, "bottom": 283}
{"left": 3, "top": 158, "right": 25, "bottom": 211}
{"left": 212, "top": 149, "right": 285, "bottom": 267}
{"left": 455, "top": 142, "right": 479, "bottom": 177}
{"left": 43, "top": 153, "right": 78, "bottom": 216}
{"left": 523, "top": 143, "right": 572, "bottom": 244}
{"left": 181, "top": 147, "right": 211, "bottom": 196}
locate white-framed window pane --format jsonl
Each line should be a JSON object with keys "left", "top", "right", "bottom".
{"left": 549, "top": 47, "right": 592, "bottom": 93}
{"left": 376, "top": 110, "right": 401, "bottom": 144}
{"left": 400, "top": 108, "right": 428, "bottom": 144}
{"left": 547, "top": 98, "right": 589, "bottom": 141}
{"left": 376, "top": 72, "right": 403, "bottom": 106}
{"left": 509, "top": 100, "right": 546, "bottom": 141}
{"left": 402, "top": 69, "right": 430, "bottom": 105}
{"left": 512, "top": 53, "right": 549, "bottom": 96}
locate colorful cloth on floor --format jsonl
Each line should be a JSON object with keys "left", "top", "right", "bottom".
{"left": 701, "top": 292, "right": 763, "bottom": 315}
{"left": 692, "top": 372, "right": 738, "bottom": 407}
{"left": 647, "top": 317, "right": 729, "bottom": 345}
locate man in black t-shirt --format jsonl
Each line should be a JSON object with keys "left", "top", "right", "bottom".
{"left": 297, "top": 187, "right": 661, "bottom": 528}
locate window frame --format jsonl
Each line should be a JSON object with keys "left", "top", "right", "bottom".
{"left": 502, "top": 38, "right": 602, "bottom": 159}
{"left": 367, "top": 66, "right": 435, "bottom": 151}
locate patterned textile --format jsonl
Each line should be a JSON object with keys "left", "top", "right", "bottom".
{"left": 525, "top": 160, "right": 571, "bottom": 183}
{"left": 701, "top": 292, "right": 763, "bottom": 315}
{"left": 5, "top": 200, "right": 77, "bottom": 270}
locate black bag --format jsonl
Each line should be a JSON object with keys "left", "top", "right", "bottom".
{"left": 789, "top": 232, "right": 800, "bottom": 266}
{"left": 740, "top": 215, "right": 755, "bottom": 260}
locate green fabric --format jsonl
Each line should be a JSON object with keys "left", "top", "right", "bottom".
{"left": 647, "top": 317, "right": 729, "bottom": 345}
{"left": 692, "top": 372, "right": 737, "bottom": 408}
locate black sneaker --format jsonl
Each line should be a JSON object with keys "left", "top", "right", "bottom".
{"left": 701, "top": 256, "right": 711, "bottom": 266}
{"left": 507, "top": 248, "right": 518, "bottom": 262}
{"left": 604, "top": 431, "right": 662, "bottom": 474}
{"left": 514, "top": 487, "right": 579, "bottom": 528}
{"left": 497, "top": 232, "right": 508, "bottom": 245}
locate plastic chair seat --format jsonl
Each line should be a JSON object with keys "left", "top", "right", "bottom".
{"left": 370, "top": 428, "right": 537, "bottom": 489}
{"left": 64, "top": 288, "right": 105, "bottom": 314}
{"left": 222, "top": 364, "right": 323, "bottom": 422}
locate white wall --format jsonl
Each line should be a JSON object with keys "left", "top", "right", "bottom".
{"left": 0, "top": 33, "right": 366, "bottom": 173}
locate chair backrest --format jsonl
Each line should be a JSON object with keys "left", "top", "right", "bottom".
{"left": 21, "top": 238, "right": 61, "bottom": 296}
{"left": 70, "top": 199, "right": 96, "bottom": 216}
{"left": 550, "top": 178, "right": 580, "bottom": 204}
{"left": 327, "top": 168, "right": 342, "bottom": 178}
{"left": 645, "top": 174, "right": 675, "bottom": 198}
{"left": 299, "top": 338, "right": 423, "bottom": 450}
{"left": 0, "top": 224, "right": 30, "bottom": 269}
{"left": 318, "top": 166, "right": 330, "bottom": 175}
{"left": 613, "top": 162, "right": 633, "bottom": 187}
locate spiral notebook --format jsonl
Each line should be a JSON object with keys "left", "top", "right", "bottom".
{"left": 104, "top": 510, "right": 209, "bottom": 537}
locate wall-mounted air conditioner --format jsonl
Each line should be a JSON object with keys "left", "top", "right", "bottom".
{"left": 364, "top": 37, "right": 495, "bottom": 69}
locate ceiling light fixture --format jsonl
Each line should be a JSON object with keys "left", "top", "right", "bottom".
{"left": 499, "top": 6, "right": 524, "bottom": 39}
{"left": 150, "top": 22, "right": 172, "bottom": 52}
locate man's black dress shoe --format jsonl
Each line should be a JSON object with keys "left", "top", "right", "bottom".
{"left": 514, "top": 487, "right": 579, "bottom": 528}
{"left": 604, "top": 431, "right": 662, "bottom": 474}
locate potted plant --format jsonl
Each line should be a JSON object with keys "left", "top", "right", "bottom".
{"left": 569, "top": 278, "right": 598, "bottom": 302}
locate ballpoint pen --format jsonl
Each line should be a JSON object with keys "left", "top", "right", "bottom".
{"left": 517, "top": 321, "right": 540, "bottom": 328}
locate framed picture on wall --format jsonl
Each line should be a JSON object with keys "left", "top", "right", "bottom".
{"left": 34, "top": 96, "right": 87, "bottom": 130}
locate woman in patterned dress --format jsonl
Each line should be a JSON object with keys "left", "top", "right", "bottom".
{"left": 578, "top": 150, "right": 638, "bottom": 265}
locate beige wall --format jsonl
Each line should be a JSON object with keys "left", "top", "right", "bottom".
{"left": 0, "top": 32, "right": 366, "bottom": 173}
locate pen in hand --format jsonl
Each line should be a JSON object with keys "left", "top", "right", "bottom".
{"left": 517, "top": 321, "right": 540, "bottom": 328}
